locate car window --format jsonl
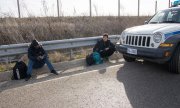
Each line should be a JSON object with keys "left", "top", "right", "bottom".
{"left": 149, "top": 8, "right": 180, "bottom": 23}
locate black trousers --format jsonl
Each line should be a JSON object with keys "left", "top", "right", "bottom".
{"left": 99, "top": 48, "right": 115, "bottom": 58}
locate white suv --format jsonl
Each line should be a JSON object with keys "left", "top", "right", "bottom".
{"left": 116, "top": 7, "right": 180, "bottom": 74}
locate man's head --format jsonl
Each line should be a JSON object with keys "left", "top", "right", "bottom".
{"left": 31, "top": 39, "right": 40, "bottom": 49}
{"left": 103, "top": 33, "right": 108, "bottom": 42}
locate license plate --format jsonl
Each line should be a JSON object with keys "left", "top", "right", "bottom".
{"left": 127, "top": 48, "right": 137, "bottom": 55}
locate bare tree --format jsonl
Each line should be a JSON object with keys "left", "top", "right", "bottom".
{"left": 21, "top": 0, "right": 34, "bottom": 17}
{"left": 93, "top": 4, "right": 98, "bottom": 16}
{"left": 42, "top": 0, "right": 49, "bottom": 16}
{"left": 58, "top": 0, "right": 63, "bottom": 16}
{"left": 73, "top": 7, "right": 77, "bottom": 16}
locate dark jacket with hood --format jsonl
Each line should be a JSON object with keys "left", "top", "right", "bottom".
{"left": 28, "top": 40, "right": 48, "bottom": 69}
{"left": 93, "top": 39, "right": 115, "bottom": 52}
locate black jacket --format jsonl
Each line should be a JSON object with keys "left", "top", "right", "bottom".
{"left": 28, "top": 43, "right": 48, "bottom": 68}
{"left": 93, "top": 39, "right": 115, "bottom": 52}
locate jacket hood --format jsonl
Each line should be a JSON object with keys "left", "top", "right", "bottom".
{"left": 30, "top": 40, "right": 39, "bottom": 48}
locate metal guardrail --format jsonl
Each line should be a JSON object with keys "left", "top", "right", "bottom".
{"left": 0, "top": 35, "right": 120, "bottom": 58}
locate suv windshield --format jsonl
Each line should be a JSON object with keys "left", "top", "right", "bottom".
{"left": 149, "top": 8, "right": 180, "bottom": 24}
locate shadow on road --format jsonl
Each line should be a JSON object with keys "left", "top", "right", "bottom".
{"left": 117, "top": 61, "right": 180, "bottom": 108}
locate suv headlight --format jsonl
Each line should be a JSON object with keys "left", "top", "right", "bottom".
{"left": 117, "top": 31, "right": 126, "bottom": 45}
{"left": 153, "top": 32, "right": 163, "bottom": 43}
{"left": 119, "top": 31, "right": 126, "bottom": 44}
{"left": 121, "top": 31, "right": 126, "bottom": 41}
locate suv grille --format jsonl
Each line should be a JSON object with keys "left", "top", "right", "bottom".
{"left": 125, "top": 35, "right": 151, "bottom": 47}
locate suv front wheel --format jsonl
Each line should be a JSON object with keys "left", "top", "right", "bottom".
{"left": 169, "top": 46, "right": 180, "bottom": 74}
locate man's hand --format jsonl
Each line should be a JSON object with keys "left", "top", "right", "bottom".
{"left": 105, "top": 48, "right": 109, "bottom": 51}
{"left": 37, "top": 56, "right": 41, "bottom": 61}
{"left": 100, "top": 50, "right": 103, "bottom": 52}
{"left": 39, "top": 55, "right": 44, "bottom": 59}
{"left": 37, "top": 55, "right": 44, "bottom": 61}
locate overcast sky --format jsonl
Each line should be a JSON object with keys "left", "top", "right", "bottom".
{"left": 0, "top": 0, "right": 173, "bottom": 17}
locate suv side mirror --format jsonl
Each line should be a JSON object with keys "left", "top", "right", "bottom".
{"left": 144, "top": 21, "right": 148, "bottom": 24}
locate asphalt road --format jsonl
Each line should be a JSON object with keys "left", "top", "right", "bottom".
{"left": 0, "top": 60, "right": 180, "bottom": 108}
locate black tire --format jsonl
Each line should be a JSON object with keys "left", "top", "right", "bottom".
{"left": 169, "top": 46, "right": 180, "bottom": 74}
{"left": 123, "top": 55, "right": 136, "bottom": 62}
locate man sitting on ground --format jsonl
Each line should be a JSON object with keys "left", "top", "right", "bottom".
{"left": 25, "top": 39, "right": 58, "bottom": 81}
{"left": 93, "top": 33, "right": 116, "bottom": 59}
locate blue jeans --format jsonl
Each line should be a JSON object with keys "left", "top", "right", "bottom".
{"left": 27, "top": 58, "right": 55, "bottom": 75}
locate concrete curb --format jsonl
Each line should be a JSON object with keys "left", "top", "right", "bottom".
{"left": 0, "top": 53, "right": 122, "bottom": 82}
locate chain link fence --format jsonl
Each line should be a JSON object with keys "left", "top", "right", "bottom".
{"left": 1, "top": 0, "right": 169, "bottom": 18}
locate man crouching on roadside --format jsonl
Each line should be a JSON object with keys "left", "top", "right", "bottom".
{"left": 93, "top": 33, "right": 116, "bottom": 59}
{"left": 25, "top": 40, "right": 58, "bottom": 81}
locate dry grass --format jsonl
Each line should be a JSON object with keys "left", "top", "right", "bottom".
{"left": 0, "top": 63, "right": 15, "bottom": 72}
{"left": 48, "top": 51, "right": 69, "bottom": 62}
{"left": 0, "top": 16, "right": 151, "bottom": 45}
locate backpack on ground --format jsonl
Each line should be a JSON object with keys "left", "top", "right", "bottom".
{"left": 86, "top": 53, "right": 95, "bottom": 66}
{"left": 92, "top": 52, "right": 103, "bottom": 65}
{"left": 12, "top": 61, "right": 27, "bottom": 80}
{"left": 86, "top": 52, "right": 103, "bottom": 66}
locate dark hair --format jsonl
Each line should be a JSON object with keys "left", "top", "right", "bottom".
{"left": 103, "top": 33, "right": 108, "bottom": 38}
{"left": 30, "top": 39, "right": 39, "bottom": 48}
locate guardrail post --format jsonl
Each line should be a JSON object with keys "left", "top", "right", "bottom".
{"left": 70, "top": 49, "right": 74, "bottom": 60}
{"left": 5, "top": 57, "right": 8, "bottom": 64}
{"left": 5, "top": 57, "right": 10, "bottom": 70}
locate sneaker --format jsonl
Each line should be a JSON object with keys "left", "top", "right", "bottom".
{"left": 25, "top": 75, "right": 31, "bottom": 81}
{"left": 51, "top": 70, "right": 59, "bottom": 75}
